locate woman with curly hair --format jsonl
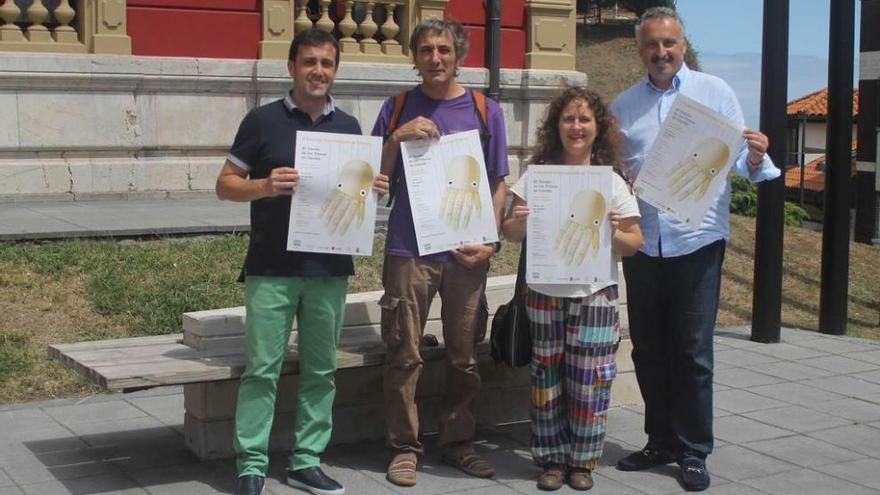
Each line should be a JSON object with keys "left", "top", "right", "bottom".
{"left": 502, "top": 86, "right": 643, "bottom": 491}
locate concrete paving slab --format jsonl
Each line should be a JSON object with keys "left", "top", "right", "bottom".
{"left": 605, "top": 407, "right": 647, "bottom": 438}
{"left": 714, "top": 348, "right": 781, "bottom": 367}
{"left": 124, "top": 394, "right": 185, "bottom": 426}
{"left": 712, "top": 332, "right": 763, "bottom": 349}
{"left": 805, "top": 396, "right": 880, "bottom": 422}
{"left": 0, "top": 487, "right": 23, "bottom": 495}
{"left": 805, "top": 354, "right": 880, "bottom": 374}
{"left": 746, "top": 359, "right": 837, "bottom": 381}
{"left": 67, "top": 417, "right": 181, "bottom": 449}
{"left": 749, "top": 381, "right": 847, "bottom": 407}
{"left": 708, "top": 444, "right": 799, "bottom": 482}
{"left": 17, "top": 473, "right": 149, "bottom": 495}
{"left": 3, "top": 430, "right": 88, "bottom": 457}
{"left": 713, "top": 389, "right": 788, "bottom": 414}
{"left": 807, "top": 424, "right": 880, "bottom": 458}
{"left": 776, "top": 329, "right": 829, "bottom": 344}
{"left": 688, "top": 482, "right": 768, "bottom": 495}
{"left": 124, "top": 459, "right": 230, "bottom": 495}
{"left": 853, "top": 369, "right": 880, "bottom": 384}
{"left": 794, "top": 337, "right": 880, "bottom": 355}
{"left": 742, "top": 467, "right": 879, "bottom": 495}
{"left": 742, "top": 405, "right": 853, "bottom": 433}
{"left": 0, "top": 207, "right": 87, "bottom": 240}
{"left": 2, "top": 447, "right": 119, "bottom": 486}
{"left": 506, "top": 471, "right": 643, "bottom": 494}
{"left": 44, "top": 400, "right": 148, "bottom": 426}
{"left": 597, "top": 463, "right": 684, "bottom": 494}
{"left": 851, "top": 349, "right": 880, "bottom": 365}
{"left": 748, "top": 342, "right": 829, "bottom": 361}
{"left": 815, "top": 458, "right": 880, "bottom": 490}
{"left": 0, "top": 469, "right": 12, "bottom": 488}
{"left": 713, "top": 415, "right": 793, "bottom": 444}
{"left": 713, "top": 367, "right": 783, "bottom": 389}
{"left": 743, "top": 435, "right": 866, "bottom": 468}
{"left": 800, "top": 374, "right": 880, "bottom": 397}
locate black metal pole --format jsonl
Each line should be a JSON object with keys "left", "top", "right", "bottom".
{"left": 485, "top": 0, "right": 501, "bottom": 101}
{"left": 854, "top": 0, "right": 879, "bottom": 243}
{"left": 750, "top": 0, "right": 789, "bottom": 343}
{"left": 819, "top": 0, "right": 855, "bottom": 335}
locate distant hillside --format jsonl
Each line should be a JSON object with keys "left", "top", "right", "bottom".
{"left": 575, "top": 23, "right": 645, "bottom": 102}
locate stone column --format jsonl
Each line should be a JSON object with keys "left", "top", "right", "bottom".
{"left": 525, "top": 0, "right": 575, "bottom": 70}
{"left": 260, "top": 0, "right": 295, "bottom": 59}
{"left": 418, "top": 0, "right": 448, "bottom": 21}
{"left": 89, "top": 0, "right": 131, "bottom": 54}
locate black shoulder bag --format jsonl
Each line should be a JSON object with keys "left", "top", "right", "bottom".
{"left": 490, "top": 241, "right": 531, "bottom": 367}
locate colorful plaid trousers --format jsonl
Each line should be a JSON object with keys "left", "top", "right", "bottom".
{"left": 525, "top": 285, "right": 620, "bottom": 470}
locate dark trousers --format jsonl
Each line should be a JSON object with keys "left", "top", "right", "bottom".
{"left": 622, "top": 240, "right": 725, "bottom": 460}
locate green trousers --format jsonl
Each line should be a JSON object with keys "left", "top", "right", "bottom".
{"left": 234, "top": 275, "right": 348, "bottom": 476}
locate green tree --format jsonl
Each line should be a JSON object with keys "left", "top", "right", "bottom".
{"left": 618, "top": 0, "right": 677, "bottom": 17}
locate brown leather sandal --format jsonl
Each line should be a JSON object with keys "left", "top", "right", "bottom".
{"left": 386, "top": 452, "right": 417, "bottom": 487}
{"left": 440, "top": 447, "right": 495, "bottom": 478}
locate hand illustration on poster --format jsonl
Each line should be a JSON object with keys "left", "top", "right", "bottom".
{"left": 287, "top": 131, "right": 382, "bottom": 256}
{"left": 320, "top": 159, "right": 375, "bottom": 235}
{"left": 666, "top": 138, "right": 730, "bottom": 201}
{"left": 554, "top": 190, "right": 607, "bottom": 265}
{"left": 439, "top": 154, "right": 483, "bottom": 230}
{"left": 632, "top": 94, "right": 744, "bottom": 228}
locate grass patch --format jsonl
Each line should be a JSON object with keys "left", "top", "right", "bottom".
{"left": 0, "top": 220, "right": 877, "bottom": 403}
{"left": 0, "top": 334, "right": 31, "bottom": 383}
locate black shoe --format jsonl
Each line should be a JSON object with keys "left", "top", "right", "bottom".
{"left": 679, "top": 457, "right": 711, "bottom": 491}
{"left": 234, "top": 475, "right": 265, "bottom": 495}
{"left": 287, "top": 466, "right": 345, "bottom": 495}
{"left": 616, "top": 443, "right": 676, "bottom": 471}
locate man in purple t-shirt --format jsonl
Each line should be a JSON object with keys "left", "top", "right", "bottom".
{"left": 371, "top": 18, "right": 509, "bottom": 488}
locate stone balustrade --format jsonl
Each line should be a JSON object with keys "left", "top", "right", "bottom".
{"left": 0, "top": 0, "right": 130, "bottom": 54}
{"left": 0, "top": 1, "right": 577, "bottom": 70}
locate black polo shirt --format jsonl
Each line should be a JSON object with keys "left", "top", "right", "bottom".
{"left": 228, "top": 93, "right": 361, "bottom": 278}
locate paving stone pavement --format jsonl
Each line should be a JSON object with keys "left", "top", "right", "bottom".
{"left": 0, "top": 196, "right": 391, "bottom": 241}
{"left": 1, "top": 326, "right": 879, "bottom": 494}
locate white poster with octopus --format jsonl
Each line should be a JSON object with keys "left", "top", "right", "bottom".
{"left": 633, "top": 94, "right": 744, "bottom": 229}
{"left": 526, "top": 165, "right": 615, "bottom": 285}
{"left": 286, "top": 131, "right": 382, "bottom": 256}
{"left": 400, "top": 129, "right": 499, "bottom": 256}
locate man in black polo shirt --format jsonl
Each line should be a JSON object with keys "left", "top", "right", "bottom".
{"left": 216, "top": 29, "right": 389, "bottom": 495}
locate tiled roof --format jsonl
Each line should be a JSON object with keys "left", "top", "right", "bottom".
{"left": 784, "top": 143, "right": 857, "bottom": 193}
{"left": 784, "top": 155, "right": 828, "bottom": 192}
{"left": 787, "top": 88, "right": 859, "bottom": 117}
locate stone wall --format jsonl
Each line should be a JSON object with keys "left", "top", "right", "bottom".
{"left": 0, "top": 52, "right": 586, "bottom": 201}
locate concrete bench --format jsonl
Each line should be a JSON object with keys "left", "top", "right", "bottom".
{"left": 49, "top": 272, "right": 639, "bottom": 460}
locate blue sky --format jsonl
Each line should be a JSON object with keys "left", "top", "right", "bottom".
{"left": 675, "top": 0, "right": 862, "bottom": 127}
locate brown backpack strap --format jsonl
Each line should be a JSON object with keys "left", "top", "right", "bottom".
{"left": 386, "top": 91, "right": 409, "bottom": 138}
{"left": 470, "top": 89, "right": 489, "bottom": 129}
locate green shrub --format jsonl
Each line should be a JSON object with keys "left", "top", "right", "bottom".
{"left": 730, "top": 176, "right": 808, "bottom": 227}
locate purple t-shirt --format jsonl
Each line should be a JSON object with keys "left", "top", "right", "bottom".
{"left": 371, "top": 86, "right": 509, "bottom": 261}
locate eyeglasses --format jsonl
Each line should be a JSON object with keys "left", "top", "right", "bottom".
{"left": 639, "top": 37, "right": 684, "bottom": 50}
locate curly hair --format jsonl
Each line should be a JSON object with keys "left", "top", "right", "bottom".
{"left": 529, "top": 86, "right": 628, "bottom": 182}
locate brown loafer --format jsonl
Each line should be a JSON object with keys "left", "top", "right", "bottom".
{"left": 386, "top": 451, "right": 417, "bottom": 487}
{"left": 537, "top": 464, "right": 565, "bottom": 491}
{"left": 440, "top": 446, "right": 495, "bottom": 478}
{"left": 568, "top": 467, "right": 594, "bottom": 491}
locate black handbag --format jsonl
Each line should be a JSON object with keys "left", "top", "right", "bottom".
{"left": 490, "top": 241, "right": 531, "bottom": 367}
